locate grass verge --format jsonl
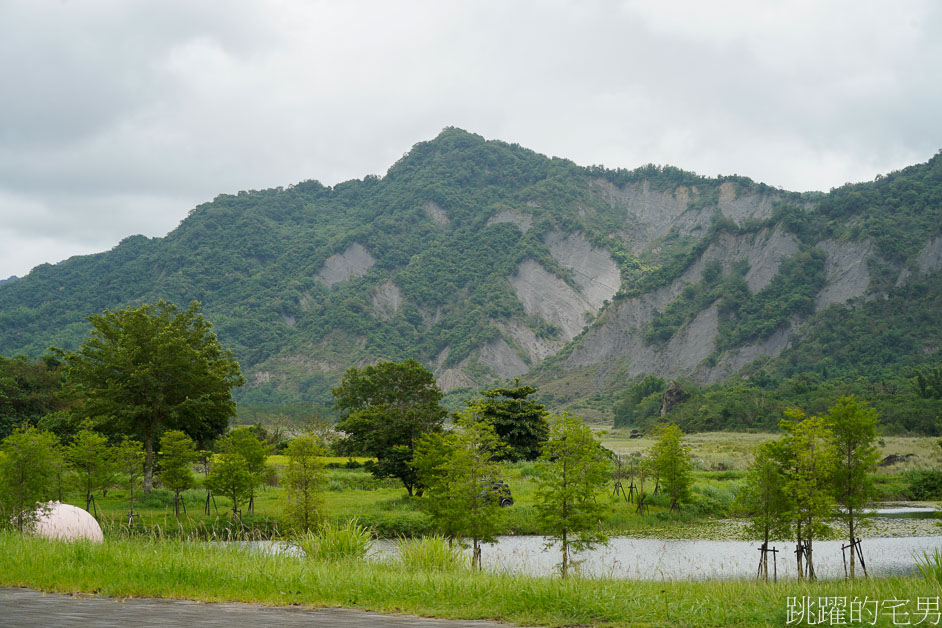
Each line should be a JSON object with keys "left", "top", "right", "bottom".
{"left": 2, "top": 531, "right": 941, "bottom": 627}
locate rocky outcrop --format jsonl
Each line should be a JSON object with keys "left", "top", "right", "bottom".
{"left": 814, "top": 239, "right": 873, "bottom": 311}
{"left": 510, "top": 260, "right": 597, "bottom": 341}
{"left": 677, "top": 227, "right": 800, "bottom": 293}
{"left": 316, "top": 242, "right": 376, "bottom": 287}
{"left": 487, "top": 209, "right": 532, "bottom": 233}
{"left": 917, "top": 237, "right": 942, "bottom": 275}
{"left": 424, "top": 201, "right": 451, "bottom": 226}
{"left": 371, "top": 280, "right": 402, "bottom": 321}
{"left": 544, "top": 231, "right": 621, "bottom": 308}
{"left": 478, "top": 337, "right": 528, "bottom": 379}
{"left": 493, "top": 317, "right": 564, "bottom": 364}
{"left": 591, "top": 179, "right": 778, "bottom": 252}
{"left": 660, "top": 380, "right": 688, "bottom": 416}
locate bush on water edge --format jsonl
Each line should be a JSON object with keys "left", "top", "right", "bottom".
{"left": 2, "top": 531, "right": 941, "bottom": 627}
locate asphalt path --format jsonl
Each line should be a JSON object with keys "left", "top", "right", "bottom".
{"left": 0, "top": 587, "right": 514, "bottom": 627}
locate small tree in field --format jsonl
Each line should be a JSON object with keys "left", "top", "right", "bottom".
{"left": 827, "top": 396, "right": 880, "bottom": 579}
{"left": 66, "top": 427, "right": 116, "bottom": 515}
{"left": 534, "top": 413, "right": 612, "bottom": 578}
{"left": 740, "top": 439, "right": 789, "bottom": 581}
{"left": 650, "top": 423, "right": 692, "bottom": 512}
{"left": 0, "top": 427, "right": 63, "bottom": 531}
{"left": 283, "top": 434, "right": 325, "bottom": 533}
{"left": 158, "top": 430, "right": 198, "bottom": 516}
{"left": 414, "top": 410, "right": 508, "bottom": 570}
{"left": 217, "top": 427, "right": 271, "bottom": 513}
{"left": 780, "top": 408, "right": 835, "bottom": 581}
{"left": 206, "top": 452, "right": 254, "bottom": 516}
{"left": 113, "top": 439, "right": 145, "bottom": 519}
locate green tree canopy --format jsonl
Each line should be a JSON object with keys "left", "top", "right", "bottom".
{"left": 474, "top": 381, "right": 548, "bottom": 462}
{"left": 205, "top": 452, "right": 254, "bottom": 517}
{"left": 66, "top": 427, "right": 116, "bottom": 515}
{"left": 414, "top": 410, "right": 508, "bottom": 570}
{"left": 334, "top": 358, "right": 445, "bottom": 495}
{"left": 62, "top": 300, "right": 244, "bottom": 492}
{"left": 282, "top": 434, "right": 325, "bottom": 533}
{"left": 649, "top": 423, "right": 692, "bottom": 512}
{"left": 158, "top": 430, "right": 199, "bottom": 516}
{"left": 217, "top": 426, "right": 272, "bottom": 513}
{"left": 534, "top": 413, "right": 612, "bottom": 578}
{"left": 0, "top": 426, "right": 63, "bottom": 531}
{"left": 826, "top": 396, "right": 880, "bottom": 579}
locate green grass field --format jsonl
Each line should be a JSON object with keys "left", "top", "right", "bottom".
{"left": 3, "top": 531, "right": 942, "bottom": 627}
{"left": 45, "top": 432, "right": 935, "bottom": 541}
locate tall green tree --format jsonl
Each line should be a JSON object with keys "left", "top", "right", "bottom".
{"left": 158, "top": 430, "right": 198, "bottom": 516}
{"left": 0, "top": 426, "right": 63, "bottom": 531}
{"left": 827, "top": 396, "right": 880, "bottom": 579}
{"left": 66, "top": 427, "right": 116, "bottom": 514}
{"left": 414, "top": 410, "right": 508, "bottom": 570}
{"left": 62, "top": 300, "right": 244, "bottom": 492}
{"left": 780, "top": 408, "right": 836, "bottom": 581}
{"left": 218, "top": 426, "right": 272, "bottom": 513}
{"left": 333, "top": 359, "right": 445, "bottom": 495}
{"left": 534, "top": 413, "right": 612, "bottom": 578}
{"left": 474, "top": 381, "right": 548, "bottom": 462}
{"left": 739, "top": 440, "right": 789, "bottom": 581}
{"left": 282, "top": 434, "right": 325, "bottom": 533}
{"left": 650, "top": 423, "right": 692, "bottom": 512}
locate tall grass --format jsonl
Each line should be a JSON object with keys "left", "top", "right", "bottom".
{"left": 297, "top": 519, "right": 372, "bottom": 561}
{"left": 4, "top": 530, "right": 942, "bottom": 626}
{"left": 396, "top": 535, "right": 467, "bottom": 571}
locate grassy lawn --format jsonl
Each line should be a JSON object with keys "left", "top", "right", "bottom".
{"left": 44, "top": 433, "right": 937, "bottom": 540}
{"left": 3, "top": 531, "right": 942, "bottom": 627}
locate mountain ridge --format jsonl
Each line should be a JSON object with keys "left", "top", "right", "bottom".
{"left": 2, "top": 128, "right": 941, "bottom": 429}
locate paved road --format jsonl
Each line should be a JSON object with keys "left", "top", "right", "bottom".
{"left": 0, "top": 587, "right": 513, "bottom": 627}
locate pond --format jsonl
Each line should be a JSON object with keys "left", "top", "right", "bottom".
{"left": 411, "top": 534, "right": 942, "bottom": 581}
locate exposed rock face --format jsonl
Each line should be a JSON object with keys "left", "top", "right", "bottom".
{"left": 680, "top": 227, "right": 800, "bottom": 293}
{"left": 695, "top": 322, "right": 794, "bottom": 384}
{"left": 917, "top": 237, "right": 942, "bottom": 275}
{"left": 660, "top": 381, "right": 688, "bottom": 416}
{"left": 544, "top": 231, "right": 621, "bottom": 308}
{"left": 814, "top": 239, "right": 873, "bottom": 311}
{"left": 316, "top": 242, "right": 375, "bottom": 287}
{"left": 487, "top": 209, "right": 532, "bottom": 233}
{"left": 478, "top": 337, "right": 528, "bottom": 379}
{"left": 493, "top": 317, "right": 564, "bottom": 364}
{"left": 424, "top": 201, "right": 451, "bottom": 226}
{"left": 510, "top": 259, "right": 596, "bottom": 341}
{"left": 371, "top": 280, "right": 402, "bottom": 321}
{"left": 591, "top": 179, "right": 777, "bottom": 251}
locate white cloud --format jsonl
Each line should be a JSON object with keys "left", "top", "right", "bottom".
{"left": 0, "top": 0, "right": 940, "bottom": 278}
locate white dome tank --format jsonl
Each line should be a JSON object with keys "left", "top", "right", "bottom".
{"left": 32, "top": 502, "right": 104, "bottom": 543}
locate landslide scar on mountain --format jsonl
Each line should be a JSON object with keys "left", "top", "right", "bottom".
{"left": 315, "top": 242, "right": 376, "bottom": 287}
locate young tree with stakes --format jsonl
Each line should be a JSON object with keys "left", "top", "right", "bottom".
{"left": 66, "top": 427, "right": 116, "bottom": 516}
{"left": 827, "top": 396, "right": 880, "bottom": 579}
{"left": 282, "top": 434, "right": 326, "bottom": 533}
{"left": 414, "top": 409, "right": 508, "bottom": 570}
{"left": 158, "top": 430, "right": 198, "bottom": 517}
{"left": 113, "top": 439, "right": 145, "bottom": 522}
{"left": 650, "top": 423, "right": 692, "bottom": 512}
{"left": 534, "top": 413, "right": 612, "bottom": 578}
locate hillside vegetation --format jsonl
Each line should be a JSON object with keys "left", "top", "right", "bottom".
{"left": 1, "top": 128, "right": 941, "bottom": 431}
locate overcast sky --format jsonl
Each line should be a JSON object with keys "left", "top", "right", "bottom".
{"left": 2, "top": 1, "right": 940, "bottom": 279}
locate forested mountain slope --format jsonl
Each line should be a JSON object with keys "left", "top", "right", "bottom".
{"left": 2, "top": 129, "right": 940, "bottom": 428}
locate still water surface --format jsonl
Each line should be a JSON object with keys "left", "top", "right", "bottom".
{"left": 368, "top": 535, "right": 942, "bottom": 581}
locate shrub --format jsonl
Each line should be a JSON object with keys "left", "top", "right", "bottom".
{"left": 298, "top": 519, "right": 372, "bottom": 562}
{"left": 904, "top": 469, "right": 942, "bottom": 500}
{"left": 396, "top": 535, "right": 467, "bottom": 571}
